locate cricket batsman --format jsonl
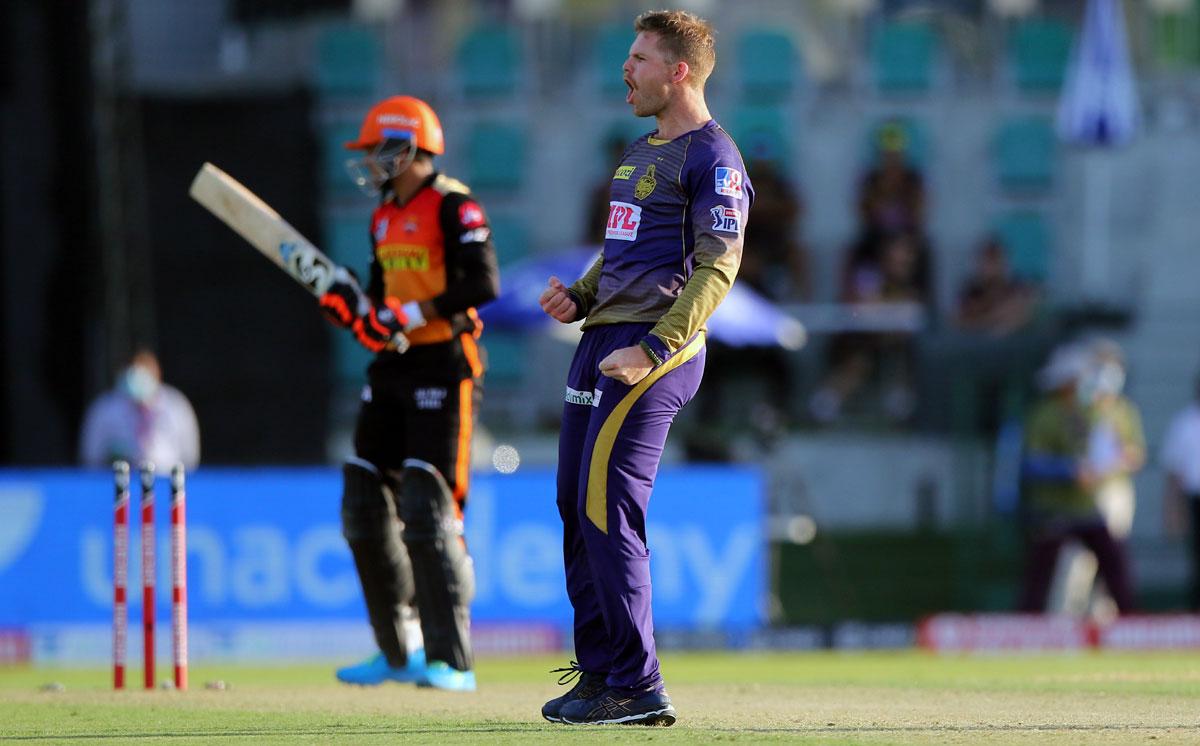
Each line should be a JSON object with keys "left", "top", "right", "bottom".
{"left": 538, "top": 10, "right": 753, "bottom": 725}
{"left": 320, "top": 95, "right": 500, "bottom": 692}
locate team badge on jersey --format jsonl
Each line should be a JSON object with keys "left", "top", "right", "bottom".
{"left": 459, "top": 201, "right": 486, "bottom": 229}
{"left": 714, "top": 167, "right": 744, "bottom": 198}
{"left": 605, "top": 201, "right": 642, "bottom": 241}
{"left": 634, "top": 164, "right": 658, "bottom": 200}
{"left": 710, "top": 206, "right": 742, "bottom": 235}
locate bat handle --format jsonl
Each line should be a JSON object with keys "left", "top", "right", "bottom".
{"left": 386, "top": 333, "right": 410, "bottom": 354}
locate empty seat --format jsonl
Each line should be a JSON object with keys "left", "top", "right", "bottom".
{"left": 314, "top": 24, "right": 380, "bottom": 97}
{"left": 871, "top": 21, "right": 936, "bottom": 94}
{"left": 737, "top": 29, "right": 800, "bottom": 102}
{"left": 466, "top": 121, "right": 527, "bottom": 191}
{"left": 994, "top": 116, "right": 1056, "bottom": 192}
{"left": 481, "top": 331, "right": 525, "bottom": 386}
{"left": 1010, "top": 18, "right": 1072, "bottom": 93}
{"left": 457, "top": 25, "right": 523, "bottom": 99}
{"left": 486, "top": 211, "right": 530, "bottom": 267}
{"left": 1150, "top": 9, "right": 1200, "bottom": 68}
{"left": 730, "top": 105, "right": 791, "bottom": 165}
{"left": 993, "top": 210, "right": 1050, "bottom": 283}
{"left": 594, "top": 24, "right": 634, "bottom": 95}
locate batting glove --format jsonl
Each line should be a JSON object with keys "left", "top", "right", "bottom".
{"left": 319, "top": 267, "right": 368, "bottom": 329}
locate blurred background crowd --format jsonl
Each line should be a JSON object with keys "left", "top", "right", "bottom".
{"left": 5, "top": 0, "right": 1200, "bottom": 625}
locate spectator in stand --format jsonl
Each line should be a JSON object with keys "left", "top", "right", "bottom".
{"left": 857, "top": 119, "right": 926, "bottom": 240}
{"left": 1017, "top": 343, "right": 1135, "bottom": 615}
{"left": 79, "top": 349, "right": 200, "bottom": 473}
{"left": 1160, "top": 373, "right": 1200, "bottom": 610}
{"left": 809, "top": 231, "right": 931, "bottom": 424}
{"left": 955, "top": 235, "right": 1040, "bottom": 337}
{"left": 684, "top": 154, "right": 807, "bottom": 460}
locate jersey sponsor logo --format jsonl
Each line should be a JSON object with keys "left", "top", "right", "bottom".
{"left": 460, "top": 227, "right": 490, "bottom": 244}
{"left": 710, "top": 206, "right": 743, "bottom": 235}
{"left": 378, "top": 243, "right": 430, "bottom": 271}
{"left": 414, "top": 387, "right": 447, "bottom": 411}
{"left": 715, "top": 167, "right": 744, "bottom": 198}
{"left": 374, "top": 218, "right": 389, "bottom": 242}
{"left": 459, "top": 201, "right": 486, "bottom": 229}
{"left": 605, "top": 201, "right": 642, "bottom": 241}
{"left": 565, "top": 387, "right": 603, "bottom": 407}
{"left": 634, "top": 164, "right": 658, "bottom": 200}
{"left": 613, "top": 165, "right": 635, "bottom": 180}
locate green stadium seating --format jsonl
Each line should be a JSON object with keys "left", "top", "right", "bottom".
{"left": 594, "top": 24, "right": 634, "bottom": 95}
{"left": 730, "top": 105, "right": 791, "bottom": 165}
{"left": 314, "top": 24, "right": 380, "bottom": 97}
{"left": 994, "top": 116, "right": 1056, "bottom": 192}
{"left": 466, "top": 121, "right": 527, "bottom": 191}
{"left": 486, "top": 211, "right": 530, "bottom": 267}
{"left": 870, "top": 21, "right": 936, "bottom": 94}
{"left": 481, "top": 331, "right": 526, "bottom": 386}
{"left": 1151, "top": 7, "right": 1200, "bottom": 68}
{"left": 737, "top": 29, "right": 800, "bottom": 102}
{"left": 993, "top": 210, "right": 1050, "bottom": 283}
{"left": 457, "top": 25, "right": 522, "bottom": 99}
{"left": 1010, "top": 18, "right": 1072, "bottom": 93}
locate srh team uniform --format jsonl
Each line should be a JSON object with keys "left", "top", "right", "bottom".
{"left": 558, "top": 121, "right": 753, "bottom": 692}
{"left": 349, "top": 171, "right": 499, "bottom": 673}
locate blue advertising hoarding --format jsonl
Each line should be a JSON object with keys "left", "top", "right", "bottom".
{"left": 0, "top": 466, "right": 764, "bottom": 662}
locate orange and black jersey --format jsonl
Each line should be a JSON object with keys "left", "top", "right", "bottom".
{"left": 365, "top": 172, "right": 500, "bottom": 348}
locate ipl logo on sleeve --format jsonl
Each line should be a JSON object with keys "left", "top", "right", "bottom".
{"left": 714, "top": 167, "right": 744, "bottom": 199}
{"left": 710, "top": 206, "right": 742, "bottom": 235}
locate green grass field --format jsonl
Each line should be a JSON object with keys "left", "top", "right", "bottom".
{"left": 3, "top": 651, "right": 1199, "bottom": 744}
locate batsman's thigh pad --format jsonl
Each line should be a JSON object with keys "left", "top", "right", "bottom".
{"left": 341, "top": 457, "right": 415, "bottom": 664}
{"left": 400, "top": 458, "right": 474, "bottom": 670}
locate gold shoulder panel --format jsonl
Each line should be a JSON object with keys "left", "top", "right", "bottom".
{"left": 432, "top": 174, "right": 472, "bottom": 196}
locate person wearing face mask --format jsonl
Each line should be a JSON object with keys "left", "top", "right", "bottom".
{"left": 1048, "top": 338, "right": 1145, "bottom": 619}
{"left": 78, "top": 349, "right": 200, "bottom": 473}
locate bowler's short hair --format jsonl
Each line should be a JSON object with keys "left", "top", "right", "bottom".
{"left": 634, "top": 10, "right": 716, "bottom": 88}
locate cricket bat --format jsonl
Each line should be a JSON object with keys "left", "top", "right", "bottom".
{"left": 188, "top": 162, "right": 338, "bottom": 297}
{"left": 188, "top": 162, "right": 409, "bottom": 352}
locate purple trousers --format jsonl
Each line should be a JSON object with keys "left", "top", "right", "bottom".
{"left": 556, "top": 322, "right": 705, "bottom": 691}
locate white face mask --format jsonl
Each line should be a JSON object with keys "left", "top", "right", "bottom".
{"left": 122, "top": 365, "right": 160, "bottom": 404}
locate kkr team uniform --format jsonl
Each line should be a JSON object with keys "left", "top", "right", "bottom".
{"left": 558, "top": 121, "right": 753, "bottom": 692}
{"left": 350, "top": 172, "right": 499, "bottom": 672}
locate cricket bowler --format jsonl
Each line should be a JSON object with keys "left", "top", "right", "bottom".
{"left": 538, "top": 10, "right": 753, "bottom": 726}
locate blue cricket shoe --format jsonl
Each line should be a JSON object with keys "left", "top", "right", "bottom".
{"left": 417, "top": 660, "right": 477, "bottom": 692}
{"left": 335, "top": 648, "right": 426, "bottom": 686}
{"left": 560, "top": 686, "right": 677, "bottom": 726}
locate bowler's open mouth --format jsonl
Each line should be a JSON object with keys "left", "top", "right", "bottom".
{"left": 625, "top": 79, "right": 634, "bottom": 104}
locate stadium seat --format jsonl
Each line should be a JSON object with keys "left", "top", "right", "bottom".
{"left": 993, "top": 116, "right": 1055, "bottom": 192}
{"left": 466, "top": 121, "right": 527, "bottom": 192}
{"left": 456, "top": 24, "right": 523, "bottom": 99}
{"left": 729, "top": 105, "right": 791, "bottom": 165}
{"left": 992, "top": 210, "right": 1051, "bottom": 283}
{"left": 594, "top": 24, "right": 634, "bottom": 95}
{"left": 870, "top": 21, "right": 936, "bottom": 94}
{"left": 481, "top": 331, "right": 526, "bottom": 386}
{"left": 486, "top": 211, "right": 530, "bottom": 267}
{"left": 1151, "top": 8, "right": 1200, "bottom": 68}
{"left": 737, "top": 29, "right": 800, "bottom": 102}
{"left": 1009, "top": 18, "right": 1072, "bottom": 93}
{"left": 314, "top": 24, "right": 380, "bottom": 97}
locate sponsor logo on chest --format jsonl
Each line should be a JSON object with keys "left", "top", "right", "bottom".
{"left": 378, "top": 244, "right": 431, "bottom": 271}
{"left": 613, "top": 165, "right": 636, "bottom": 180}
{"left": 605, "top": 201, "right": 642, "bottom": 242}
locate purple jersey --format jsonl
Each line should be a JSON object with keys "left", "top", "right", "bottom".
{"left": 568, "top": 120, "right": 753, "bottom": 362}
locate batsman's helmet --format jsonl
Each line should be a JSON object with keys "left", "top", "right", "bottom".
{"left": 344, "top": 95, "right": 444, "bottom": 155}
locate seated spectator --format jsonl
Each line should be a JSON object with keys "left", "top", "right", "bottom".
{"left": 738, "top": 156, "right": 811, "bottom": 302}
{"left": 79, "top": 349, "right": 200, "bottom": 472}
{"left": 955, "top": 236, "right": 1040, "bottom": 337}
{"left": 810, "top": 231, "right": 932, "bottom": 424}
{"left": 857, "top": 120, "right": 926, "bottom": 240}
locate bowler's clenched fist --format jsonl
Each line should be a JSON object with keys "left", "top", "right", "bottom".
{"left": 599, "top": 345, "right": 653, "bottom": 385}
{"left": 540, "top": 276, "right": 577, "bottom": 323}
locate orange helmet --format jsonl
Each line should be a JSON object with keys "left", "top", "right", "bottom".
{"left": 344, "top": 95, "right": 445, "bottom": 155}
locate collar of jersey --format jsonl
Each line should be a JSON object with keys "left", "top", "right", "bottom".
{"left": 645, "top": 119, "right": 717, "bottom": 146}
